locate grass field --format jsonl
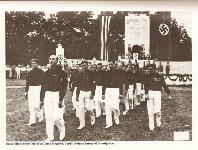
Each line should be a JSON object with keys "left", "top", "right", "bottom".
{"left": 6, "top": 79, "right": 192, "bottom": 141}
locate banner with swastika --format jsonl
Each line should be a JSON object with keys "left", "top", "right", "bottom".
{"left": 159, "top": 23, "right": 169, "bottom": 36}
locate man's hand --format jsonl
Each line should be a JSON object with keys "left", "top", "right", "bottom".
{"left": 168, "top": 94, "right": 172, "bottom": 100}
{"left": 40, "top": 101, "right": 44, "bottom": 109}
{"left": 58, "top": 101, "right": 63, "bottom": 108}
{"left": 89, "top": 95, "right": 94, "bottom": 100}
{"left": 24, "top": 92, "right": 28, "bottom": 99}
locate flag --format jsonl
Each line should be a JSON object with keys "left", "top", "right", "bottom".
{"left": 101, "top": 13, "right": 111, "bottom": 61}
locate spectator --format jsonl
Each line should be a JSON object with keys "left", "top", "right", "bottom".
{"left": 166, "top": 61, "right": 170, "bottom": 75}
{"left": 11, "top": 65, "right": 16, "bottom": 81}
{"left": 158, "top": 62, "right": 163, "bottom": 73}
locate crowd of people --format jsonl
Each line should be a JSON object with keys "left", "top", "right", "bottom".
{"left": 6, "top": 59, "right": 171, "bottom": 80}
{"left": 6, "top": 64, "right": 48, "bottom": 80}
{"left": 24, "top": 55, "right": 171, "bottom": 141}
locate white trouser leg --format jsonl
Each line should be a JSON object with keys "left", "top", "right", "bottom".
{"left": 28, "top": 104, "right": 36, "bottom": 124}
{"left": 112, "top": 89, "right": 120, "bottom": 125}
{"left": 55, "top": 105, "right": 65, "bottom": 140}
{"left": 101, "top": 100, "right": 106, "bottom": 115}
{"left": 72, "top": 87, "right": 77, "bottom": 109}
{"left": 44, "top": 100, "right": 55, "bottom": 140}
{"left": 44, "top": 91, "right": 61, "bottom": 140}
{"left": 28, "top": 86, "right": 42, "bottom": 124}
{"left": 156, "top": 112, "right": 161, "bottom": 127}
{"left": 19, "top": 72, "right": 20, "bottom": 79}
{"left": 78, "top": 92, "right": 86, "bottom": 127}
{"left": 124, "top": 97, "right": 129, "bottom": 111}
{"left": 147, "top": 93, "right": 154, "bottom": 130}
{"left": 135, "top": 83, "right": 141, "bottom": 105}
{"left": 89, "top": 110, "right": 96, "bottom": 125}
{"left": 106, "top": 88, "right": 120, "bottom": 126}
{"left": 152, "top": 91, "right": 162, "bottom": 127}
{"left": 147, "top": 90, "right": 162, "bottom": 130}
{"left": 113, "top": 108, "right": 120, "bottom": 125}
{"left": 128, "top": 85, "right": 134, "bottom": 109}
{"left": 45, "top": 110, "right": 55, "bottom": 140}
{"left": 141, "top": 89, "right": 145, "bottom": 102}
{"left": 95, "top": 99, "right": 101, "bottom": 117}
{"left": 94, "top": 86, "right": 102, "bottom": 117}
{"left": 105, "top": 88, "right": 112, "bottom": 127}
{"left": 148, "top": 113, "right": 155, "bottom": 130}
{"left": 84, "top": 91, "right": 95, "bottom": 125}
{"left": 123, "top": 85, "right": 129, "bottom": 112}
{"left": 105, "top": 105, "right": 112, "bottom": 127}
{"left": 75, "top": 101, "right": 79, "bottom": 118}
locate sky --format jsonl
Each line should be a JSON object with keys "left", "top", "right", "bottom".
{"left": 171, "top": 12, "right": 191, "bottom": 37}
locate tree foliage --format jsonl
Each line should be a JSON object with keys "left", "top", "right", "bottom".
{"left": 6, "top": 11, "right": 192, "bottom": 65}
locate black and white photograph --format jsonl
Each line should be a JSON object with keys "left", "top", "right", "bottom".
{"left": 4, "top": 9, "right": 193, "bottom": 142}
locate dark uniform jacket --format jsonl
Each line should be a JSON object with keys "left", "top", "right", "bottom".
{"left": 25, "top": 67, "right": 44, "bottom": 92}
{"left": 40, "top": 65, "right": 68, "bottom": 102}
{"left": 76, "top": 70, "right": 95, "bottom": 98}
{"left": 93, "top": 70, "right": 106, "bottom": 86}
{"left": 102, "top": 69, "right": 124, "bottom": 95}
{"left": 144, "top": 73, "right": 170, "bottom": 94}
{"left": 70, "top": 70, "right": 81, "bottom": 92}
{"left": 134, "top": 69, "right": 145, "bottom": 90}
{"left": 124, "top": 71, "right": 135, "bottom": 91}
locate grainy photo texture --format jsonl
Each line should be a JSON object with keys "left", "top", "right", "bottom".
{"left": 6, "top": 11, "right": 192, "bottom": 142}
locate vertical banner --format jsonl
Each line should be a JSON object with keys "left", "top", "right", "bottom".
{"left": 100, "top": 16, "right": 104, "bottom": 60}
{"left": 100, "top": 12, "right": 112, "bottom": 61}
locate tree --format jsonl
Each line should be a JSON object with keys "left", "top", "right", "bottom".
{"left": 6, "top": 11, "right": 45, "bottom": 65}
{"left": 170, "top": 18, "right": 192, "bottom": 61}
{"left": 108, "top": 11, "right": 127, "bottom": 61}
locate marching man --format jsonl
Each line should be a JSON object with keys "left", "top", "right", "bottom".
{"left": 123, "top": 64, "right": 135, "bottom": 115}
{"left": 145, "top": 67, "right": 171, "bottom": 131}
{"left": 40, "top": 55, "right": 68, "bottom": 141}
{"left": 92, "top": 63, "right": 106, "bottom": 118}
{"left": 70, "top": 64, "right": 81, "bottom": 118}
{"left": 102, "top": 62, "right": 123, "bottom": 128}
{"left": 76, "top": 61, "right": 96, "bottom": 130}
{"left": 134, "top": 68, "right": 145, "bottom": 106}
{"left": 25, "top": 59, "right": 44, "bottom": 126}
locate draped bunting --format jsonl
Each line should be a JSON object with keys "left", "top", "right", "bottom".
{"left": 163, "top": 74, "right": 192, "bottom": 82}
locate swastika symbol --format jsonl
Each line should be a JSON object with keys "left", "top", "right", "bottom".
{"left": 159, "top": 24, "right": 169, "bottom": 36}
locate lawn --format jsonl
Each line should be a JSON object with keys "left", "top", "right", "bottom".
{"left": 6, "top": 80, "right": 192, "bottom": 141}
{"left": 6, "top": 79, "right": 26, "bottom": 86}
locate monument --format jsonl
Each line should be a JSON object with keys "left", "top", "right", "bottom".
{"left": 56, "top": 43, "right": 64, "bottom": 66}
{"left": 125, "top": 14, "right": 150, "bottom": 59}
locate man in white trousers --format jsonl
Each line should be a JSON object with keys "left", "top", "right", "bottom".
{"left": 40, "top": 55, "right": 68, "bottom": 141}
{"left": 16, "top": 65, "right": 21, "bottom": 79}
{"left": 92, "top": 63, "right": 106, "bottom": 118}
{"left": 134, "top": 69, "right": 145, "bottom": 106}
{"left": 123, "top": 65, "right": 135, "bottom": 115}
{"left": 25, "top": 59, "right": 44, "bottom": 126}
{"left": 76, "top": 61, "right": 96, "bottom": 130}
{"left": 69, "top": 64, "right": 81, "bottom": 118}
{"left": 145, "top": 67, "right": 171, "bottom": 131}
{"left": 102, "top": 62, "right": 123, "bottom": 128}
